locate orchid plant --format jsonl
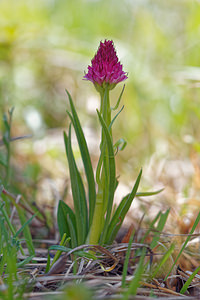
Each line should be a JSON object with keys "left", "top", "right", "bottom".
{"left": 57, "top": 40, "right": 157, "bottom": 247}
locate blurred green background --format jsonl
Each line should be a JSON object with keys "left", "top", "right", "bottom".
{"left": 1, "top": 0, "right": 200, "bottom": 222}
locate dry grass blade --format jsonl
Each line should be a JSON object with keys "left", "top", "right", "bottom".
{"left": 47, "top": 244, "right": 119, "bottom": 275}
{"left": 46, "top": 242, "right": 154, "bottom": 278}
{"left": 2, "top": 188, "right": 45, "bottom": 224}
{"left": 139, "top": 281, "right": 186, "bottom": 297}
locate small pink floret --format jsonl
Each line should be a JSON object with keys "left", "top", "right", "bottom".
{"left": 84, "top": 40, "right": 127, "bottom": 88}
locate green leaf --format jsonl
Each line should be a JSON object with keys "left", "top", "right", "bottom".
{"left": 66, "top": 89, "right": 96, "bottom": 228}
{"left": 48, "top": 245, "right": 71, "bottom": 252}
{"left": 180, "top": 264, "right": 200, "bottom": 294}
{"left": 0, "top": 203, "right": 16, "bottom": 236}
{"left": 136, "top": 188, "right": 164, "bottom": 197}
{"left": 14, "top": 213, "right": 37, "bottom": 238}
{"left": 113, "top": 138, "right": 127, "bottom": 153}
{"left": 17, "top": 255, "right": 35, "bottom": 268}
{"left": 49, "top": 233, "right": 70, "bottom": 270}
{"left": 8, "top": 107, "right": 15, "bottom": 117}
{"left": 106, "top": 169, "right": 142, "bottom": 244}
{"left": 150, "top": 209, "right": 170, "bottom": 249}
{"left": 140, "top": 211, "right": 162, "bottom": 244}
{"left": 0, "top": 153, "right": 7, "bottom": 167}
{"left": 122, "top": 233, "right": 134, "bottom": 288}
{"left": 0, "top": 202, "right": 25, "bottom": 256}
{"left": 17, "top": 207, "right": 35, "bottom": 255}
{"left": 57, "top": 200, "right": 77, "bottom": 246}
{"left": 2, "top": 135, "right": 9, "bottom": 148}
{"left": 96, "top": 110, "right": 116, "bottom": 244}
{"left": 111, "top": 84, "right": 125, "bottom": 110}
{"left": 67, "top": 214, "right": 78, "bottom": 248}
{"left": 3, "top": 113, "right": 10, "bottom": 132}
{"left": 95, "top": 149, "right": 104, "bottom": 186}
{"left": 109, "top": 105, "right": 124, "bottom": 131}
{"left": 64, "top": 131, "right": 88, "bottom": 239}
{"left": 65, "top": 125, "right": 86, "bottom": 245}
{"left": 151, "top": 243, "right": 175, "bottom": 279}
{"left": 124, "top": 247, "right": 146, "bottom": 299}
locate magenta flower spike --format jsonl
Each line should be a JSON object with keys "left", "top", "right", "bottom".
{"left": 84, "top": 40, "right": 128, "bottom": 91}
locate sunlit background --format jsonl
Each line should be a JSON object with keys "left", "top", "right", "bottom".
{"left": 1, "top": 0, "right": 200, "bottom": 233}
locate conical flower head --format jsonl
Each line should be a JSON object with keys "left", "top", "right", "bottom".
{"left": 84, "top": 40, "right": 128, "bottom": 91}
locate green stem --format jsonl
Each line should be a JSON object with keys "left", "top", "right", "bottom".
{"left": 89, "top": 87, "right": 112, "bottom": 244}
{"left": 5, "top": 109, "right": 13, "bottom": 186}
{"left": 6, "top": 141, "right": 10, "bottom": 185}
{"left": 100, "top": 87, "right": 112, "bottom": 136}
{"left": 88, "top": 188, "right": 104, "bottom": 244}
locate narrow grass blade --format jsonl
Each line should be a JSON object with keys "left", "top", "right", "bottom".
{"left": 151, "top": 243, "right": 175, "bottom": 279}
{"left": 49, "top": 233, "right": 70, "bottom": 270}
{"left": 140, "top": 211, "right": 162, "bottom": 244}
{"left": 165, "top": 211, "right": 200, "bottom": 281}
{"left": 123, "top": 247, "right": 146, "bottom": 299}
{"left": 2, "top": 109, "right": 14, "bottom": 185}
{"left": 0, "top": 204, "right": 25, "bottom": 256}
{"left": 17, "top": 255, "right": 35, "bottom": 268}
{"left": 17, "top": 206, "right": 35, "bottom": 255}
{"left": 122, "top": 234, "right": 134, "bottom": 288}
{"left": 0, "top": 204, "right": 16, "bottom": 236}
{"left": 3, "top": 109, "right": 12, "bottom": 136}
{"left": 66, "top": 90, "right": 96, "bottom": 227}
{"left": 180, "top": 264, "right": 200, "bottom": 294}
{"left": 14, "top": 213, "right": 37, "bottom": 238}
{"left": 150, "top": 209, "right": 170, "bottom": 249}
{"left": 96, "top": 110, "right": 116, "bottom": 244}
{"left": 106, "top": 169, "right": 142, "bottom": 244}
